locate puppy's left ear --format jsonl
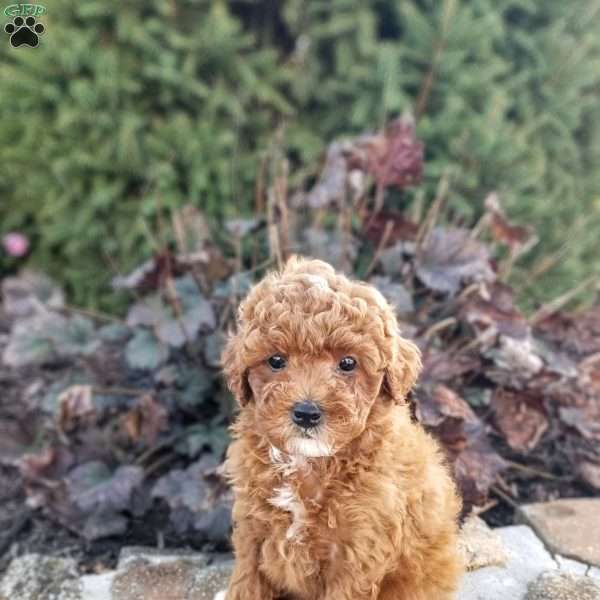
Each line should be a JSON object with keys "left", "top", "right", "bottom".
{"left": 382, "top": 336, "right": 422, "bottom": 404}
{"left": 221, "top": 333, "right": 253, "bottom": 407}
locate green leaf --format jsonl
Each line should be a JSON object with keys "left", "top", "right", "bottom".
{"left": 60, "top": 315, "right": 101, "bottom": 356}
{"left": 2, "top": 319, "right": 55, "bottom": 367}
{"left": 125, "top": 328, "right": 169, "bottom": 371}
{"left": 126, "top": 276, "right": 215, "bottom": 348}
{"left": 176, "top": 424, "right": 230, "bottom": 459}
{"left": 98, "top": 323, "right": 131, "bottom": 343}
{"left": 177, "top": 367, "right": 214, "bottom": 408}
{"left": 2, "top": 313, "right": 99, "bottom": 367}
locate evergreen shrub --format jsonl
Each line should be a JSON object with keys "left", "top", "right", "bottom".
{"left": 1, "top": 0, "right": 599, "bottom": 308}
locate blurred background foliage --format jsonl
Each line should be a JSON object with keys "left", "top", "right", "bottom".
{"left": 1, "top": 0, "right": 599, "bottom": 309}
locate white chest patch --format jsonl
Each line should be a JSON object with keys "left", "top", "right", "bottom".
{"left": 267, "top": 443, "right": 333, "bottom": 542}
{"left": 269, "top": 445, "right": 307, "bottom": 475}
{"left": 269, "top": 484, "right": 307, "bottom": 541}
{"left": 286, "top": 436, "right": 333, "bottom": 458}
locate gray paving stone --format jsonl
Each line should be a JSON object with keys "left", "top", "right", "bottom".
{"left": 111, "top": 560, "right": 199, "bottom": 600}
{"left": 519, "top": 499, "right": 600, "bottom": 567}
{"left": 458, "top": 525, "right": 557, "bottom": 600}
{"left": 459, "top": 515, "right": 508, "bottom": 571}
{"left": 0, "top": 554, "right": 81, "bottom": 600}
{"left": 555, "top": 554, "right": 590, "bottom": 576}
{"left": 525, "top": 571, "right": 600, "bottom": 600}
{"left": 5, "top": 525, "right": 595, "bottom": 600}
{"left": 79, "top": 572, "right": 115, "bottom": 600}
{"left": 118, "top": 547, "right": 210, "bottom": 570}
{"left": 188, "top": 562, "right": 233, "bottom": 600}
{"left": 109, "top": 558, "right": 233, "bottom": 600}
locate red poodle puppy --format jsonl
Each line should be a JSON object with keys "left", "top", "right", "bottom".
{"left": 220, "top": 256, "right": 463, "bottom": 600}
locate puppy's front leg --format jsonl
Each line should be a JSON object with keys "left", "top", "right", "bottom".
{"left": 225, "top": 562, "right": 275, "bottom": 600}
{"left": 323, "top": 555, "right": 388, "bottom": 600}
{"left": 225, "top": 561, "right": 276, "bottom": 600}
{"left": 224, "top": 526, "right": 276, "bottom": 600}
{"left": 323, "top": 577, "right": 379, "bottom": 600}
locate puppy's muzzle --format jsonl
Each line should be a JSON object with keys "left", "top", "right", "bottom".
{"left": 291, "top": 400, "right": 322, "bottom": 428}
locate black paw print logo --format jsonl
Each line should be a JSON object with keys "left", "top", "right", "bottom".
{"left": 4, "top": 16, "right": 45, "bottom": 48}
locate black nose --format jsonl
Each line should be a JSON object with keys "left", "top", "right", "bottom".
{"left": 291, "top": 401, "right": 322, "bottom": 428}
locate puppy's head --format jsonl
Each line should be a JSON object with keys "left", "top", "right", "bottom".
{"left": 222, "top": 256, "right": 421, "bottom": 457}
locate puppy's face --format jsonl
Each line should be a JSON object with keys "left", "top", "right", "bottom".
{"left": 223, "top": 257, "right": 421, "bottom": 458}
{"left": 246, "top": 341, "right": 384, "bottom": 457}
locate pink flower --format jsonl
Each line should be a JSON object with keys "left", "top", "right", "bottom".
{"left": 2, "top": 232, "right": 29, "bottom": 257}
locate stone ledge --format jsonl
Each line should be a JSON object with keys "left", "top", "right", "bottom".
{"left": 2, "top": 510, "right": 600, "bottom": 600}
{"left": 518, "top": 499, "right": 600, "bottom": 567}
{"left": 525, "top": 571, "right": 600, "bottom": 600}
{"left": 458, "top": 515, "right": 507, "bottom": 571}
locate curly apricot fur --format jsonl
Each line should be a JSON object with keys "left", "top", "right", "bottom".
{"left": 221, "top": 257, "right": 464, "bottom": 600}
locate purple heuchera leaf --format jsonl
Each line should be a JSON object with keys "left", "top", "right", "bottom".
{"left": 415, "top": 227, "right": 495, "bottom": 295}
{"left": 66, "top": 461, "right": 144, "bottom": 514}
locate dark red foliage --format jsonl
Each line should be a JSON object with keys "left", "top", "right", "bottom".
{"left": 112, "top": 250, "right": 188, "bottom": 293}
{"left": 351, "top": 115, "right": 424, "bottom": 189}
{"left": 362, "top": 211, "right": 419, "bottom": 246}
{"left": 416, "top": 385, "right": 506, "bottom": 508}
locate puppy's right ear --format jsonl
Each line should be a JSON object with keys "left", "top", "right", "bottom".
{"left": 382, "top": 335, "right": 422, "bottom": 404}
{"left": 221, "top": 333, "right": 252, "bottom": 407}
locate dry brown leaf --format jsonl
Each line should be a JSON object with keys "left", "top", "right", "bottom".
{"left": 58, "top": 384, "right": 96, "bottom": 434}
{"left": 459, "top": 282, "right": 529, "bottom": 339}
{"left": 19, "top": 444, "right": 74, "bottom": 483}
{"left": 422, "top": 350, "right": 481, "bottom": 384}
{"left": 112, "top": 251, "right": 187, "bottom": 292}
{"left": 454, "top": 437, "right": 507, "bottom": 507}
{"left": 19, "top": 444, "right": 75, "bottom": 516}
{"left": 417, "top": 385, "right": 506, "bottom": 508}
{"left": 491, "top": 389, "right": 548, "bottom": 452}
{"left": 485, "top": 193, "right": 535, "bottom": 250}
{"left": 121, "top": 394, "right": 168, "bottom": 446}
{"left": 362, "top": 211, "right": 419, "bottom": 247}
{"left": 536, "top": 307, "right": 600, "bottom": 358}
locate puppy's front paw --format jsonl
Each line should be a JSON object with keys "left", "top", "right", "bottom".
{"left": 213, "top": 590, "right": 227, "bottom": 600}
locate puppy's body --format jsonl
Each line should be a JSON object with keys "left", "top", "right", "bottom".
{"left": 222, "top": 258, "right": 463, "bottom": 600}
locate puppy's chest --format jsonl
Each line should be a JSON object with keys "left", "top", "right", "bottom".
{"left": 265, "top": 464, "right": 339, "bottom": 563}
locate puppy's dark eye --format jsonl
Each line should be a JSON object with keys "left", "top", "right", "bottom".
{"left": 339, "top": 357, "right": 357, "bottom": 372}
{"left": 268, "top": 354, "right": 287, "bottom": 371}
